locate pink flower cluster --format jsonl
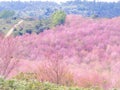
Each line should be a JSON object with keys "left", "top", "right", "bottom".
{"left": 0, "top": 15, "right": 120, "bottom": 89}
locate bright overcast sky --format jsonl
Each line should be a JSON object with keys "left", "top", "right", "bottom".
{"left": 0, "top": 0, "right": 119, "bottom": 3}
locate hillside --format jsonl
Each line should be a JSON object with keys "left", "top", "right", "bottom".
{"left": 0, "top": 15, "right": 120, "bottom": 90}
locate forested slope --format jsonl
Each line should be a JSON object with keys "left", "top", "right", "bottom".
{"left": 0, "top": 15, "right": 120, "bottom": 90}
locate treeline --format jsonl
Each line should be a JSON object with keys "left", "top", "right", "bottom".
{"left": 0, "top": 1, "right": 59, "bottom": 19}
{"left": 62, "top": 0, "right": 120, "bottom": 18}
{"left": 0, "top": 1, "right": 120, "bottom": 18}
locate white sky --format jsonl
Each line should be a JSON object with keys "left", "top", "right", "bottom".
{"left": 0, "top": 0, "right": 119, "bottom": 3}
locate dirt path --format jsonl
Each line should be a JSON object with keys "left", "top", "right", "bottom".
{"left": 5, "top": 20, "right": 24, "bottom": 38}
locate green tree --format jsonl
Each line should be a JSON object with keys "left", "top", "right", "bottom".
{"left": 0, "top": 10, "right": 15, "bottom": 19}
{"left": 50, "top": 10, "right": 66, "bottom": 27}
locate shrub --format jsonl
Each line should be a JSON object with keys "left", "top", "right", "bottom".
{"left": 35, "top": 56, "right": 74, "bottom": 86}
{"left": 50, "top": 10, "right": 66, "bottom": 27}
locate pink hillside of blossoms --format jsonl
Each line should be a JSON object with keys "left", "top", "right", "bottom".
{"left": 0, "top": 15, "right": 120, "bottom": 89}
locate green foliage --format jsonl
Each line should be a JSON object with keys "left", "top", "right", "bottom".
{"left": 0, "top": 10, "right": 15, "bottom": 19}
{"left": 0, "top": 76, "right": 104, "bottom": 90}
{"left": 13, "top": 73, "right": 37, "bottom": 81}
{"left": 91, "top": 14, "right": 99, "bottom": 19}
{"left": 35, "top": 18, "right": 50, "bottom": 34}
{"left": 0, "top": 10, "right": 67, "bottom": 36}
{"left": 50, "top": 10, "right": 66, "bottom": 27}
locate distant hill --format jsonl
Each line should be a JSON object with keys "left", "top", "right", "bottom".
{"left": 0, "top": 1, "right": 120, "bottom": 18}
